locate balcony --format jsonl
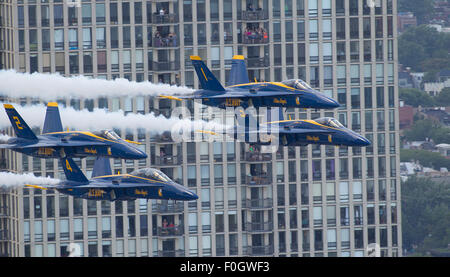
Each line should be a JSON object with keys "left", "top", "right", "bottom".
{"left": 247, "top": 57, "right": 270, "bottom": 68}
{"left": 243, "top": 152, "right": 271, "bottom": 162}
{"left": 155, "top": 225, "right": 184, "bottom": 237}
{"left": 155, "top": 250, "right": 185, "bottom": 257}
{"left": 151, "top": 14, "right": 178, "bottom": 24}
{"left": 151, "top": 35, "right": 179, "bottom": 48}
{"left": 150, "top": 61, "right": 180, "bottom": 72}
{"left": 152, "top": 202, "right": 184, "bottom": 213}
{"left": 245, "top": 221, "right": 273, "bottom": 232}
{"left": 244, "top": 175, "right": 272, "bottom": 186}
{"left": 241, "top": 32, "right": 269, "bottom": 45}
{"left": 242, "top": 198, "right": 273, "bottom": 209}
{"left": 154, "top": 155, "right": 182, "bottom": 166}
{"left": 243, "top": 245, "right": 274, "bottom": 256}
{"left": 241, "top": 10, "right": 269, "bottom": 21}
{"left": 151, "top": 132, "right": 173, "bottom": 143}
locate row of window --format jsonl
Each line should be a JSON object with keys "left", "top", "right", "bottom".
{"left": 17, "top": 0, "right": 395, "bottom": 29}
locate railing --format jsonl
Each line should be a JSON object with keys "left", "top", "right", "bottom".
{"left": 154, "top": 155, "right": 182, "bottom": 166}
{"left": 156, "top": 225, "right": 184, "bottom": 237}
{"left": 243, "top": 245, "right": 274, "bottom": 256}
{"left": 151, "top": 36, "right": 179, "bottom": 48}
{"left": 152, "top": 202, "right": 184, "bottom": 213}
{"left": 242, "top": 198, "right": 273, "bottom": 209}
{"left": 241, "top": 10, "right": 269, "bottom": 21}
{"left": 150, "top": 61, "right": 180, "bottom": 71}
{"left": 243, "top": 152, "right": 271, "bottom": 162}
{"left": 0, "top": 230, "right": 9, "bottom": 241}
{"left": 244, "top": 175, "right": 272, "bottom": 186}
{"left": 245, "top": 222, "right": 273, "bottom": 232}
{"left": 241, "top": 33, "right": 269, "bottom": 44}
{"left": 155, "top": 250, "right": 185, "bottom": 257}
{"left": 247, "top": 57, "right": 270, "bottom": 68}
{"left": 151, "top": 14, "right": 178, "bottom": 24}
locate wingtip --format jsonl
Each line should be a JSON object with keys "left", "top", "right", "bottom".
{"left": 47, "top": 102, "right": 58, "bottom": 107}
{"left": 3, "top": 104, "right": 14, "bottom": 109}
{"left": 232, "top": 55, "right": 245, "bottom": 60}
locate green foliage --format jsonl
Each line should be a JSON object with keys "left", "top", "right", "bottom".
{"left": 402, "top": 177, "right": 450, "bottom": 255}
{"left": 435, "top": 88, "right": 450, "bottom": 106}
{"left": 403, "top": 119, "right": 450, "bottom": 145}
{"left": 399, "top": 88, "right": 436, "bottom": 107}
{"left": 399, "top": 25, "right": 450, "bottom": 72}
{"left": 401, "top": 149, "right": 450, "bottom": 170}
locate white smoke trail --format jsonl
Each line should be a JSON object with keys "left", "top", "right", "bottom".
{"left": 0, "top": 104, "right": 226, "bottom": 135}
{"left": 0, "top": 70, "right": 194, "bottom": 101}
{"left": 0, "top": 172, "right": 60, "bottom": 188}
{"left": 0, "top": 134, "right": 11, "bottom": 143}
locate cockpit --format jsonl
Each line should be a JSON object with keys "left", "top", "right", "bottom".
{"left": 314, "top": 117, "right": 345, "bottom": 129}
{"left": 281, "top": 79, "right": 313, "bottom": 90}
{"left": 93, "top": 130, "right": 122, "bottom": 141}
{"left": 131, "top": 168, "right": 171, "bottom": 182}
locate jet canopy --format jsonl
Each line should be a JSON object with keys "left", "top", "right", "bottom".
{"left": 314, "top": 117, "right": 345, "bottom": 129}
{"left": 93, "top": 130, "right": 122, "bottom": 141}
{"left": 131, "top": 168, "right": 171, "bottom": 182}
{"left": 281, "top": 79, "right": 312, "bottom": 90}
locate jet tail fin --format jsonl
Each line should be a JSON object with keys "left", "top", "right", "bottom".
{"left": 42, "top": 102, "right": 63, "bottom": 134}
{"left": 190, "top": 56, "right": 226, "bottom": 92}
{"left": 3, "top": 104, "right": 38, "bottom": 140}
{"left": 92, "top": 157, "right": 112, "bottom": 178}
{"left": 60, "top": 157, "right": 89, "bottom": 183}
{"left": 228, "top": 55, "right": 250, "bottom": 86}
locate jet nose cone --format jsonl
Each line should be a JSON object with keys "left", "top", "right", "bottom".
{"left": 321, "top": 96, "right": 340, "bottom": 109}
{"left": 128, "top": 148, "right": 148, "bottom": 159}
{"left": 184, "top": 190, "right": 199, "bottom": 200}
{"left": 355, "top": 136, "right": 371, "bottom": 147}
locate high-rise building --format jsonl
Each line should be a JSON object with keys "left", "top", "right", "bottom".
{"left": 0, "top": 0, "right": 401, "bottom": 257}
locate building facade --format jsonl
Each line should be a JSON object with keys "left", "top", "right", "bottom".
{"left": 0, "top": 0, "right": 401, "bottom": 257}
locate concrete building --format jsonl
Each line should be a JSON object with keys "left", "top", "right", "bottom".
{"left": 0, "top": 0, "right": 401, "bottom": 257}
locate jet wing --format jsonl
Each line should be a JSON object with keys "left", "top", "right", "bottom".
{"left": 0, "top": 140, "right": 108, "bottom": 149}
{"left": 70, "top": 182, "right": 164, "bottom": 189}
{"left": 247, "top": 128, "right": 334, "bottom": 135}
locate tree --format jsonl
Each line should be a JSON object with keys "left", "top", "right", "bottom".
{"left": 435, "top": 88, "right": 450, "bottom": 107}
{"left": 399, "top": 88, "right": 436, "bottom": 107}
{"left": 401, "top": 149, "right": 450, "bottom": 170}
{"left": 402, "top": 177, "right": 450, "bottom": 255}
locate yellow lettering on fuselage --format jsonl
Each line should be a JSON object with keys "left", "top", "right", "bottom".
{"left": 88, "top": 189, "right": 106, "bottom": 198}
{"left": 225, "top": 98, "right": 241, "bottom": 107}
{"left": 273, "top": 98, "right": 287, "bottom": 105}
{"left": 84, "top": 148, "right": 97, "bottom": 154}
{"left": 158, "top": 188, "right": 163, "bottom": 197}
{"left": 306, "top": 135, "right": 320, "bottom": 142}
{"left": 135, "top": 189, "right": 148, "bottom": 196}
{"left": 38, "top": 147, "right": 54, "bottom": 156}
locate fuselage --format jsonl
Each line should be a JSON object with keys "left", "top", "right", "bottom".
{"left": 193, "top": 82, "right": 340, "bottom": 109}
{"left": 5, "top": 131, "right": 147, "bottom": 159}
{"left": 231, "top": 119, "right": 371, "bottom": 147}
{"left": 55, "top": 173, "right": 198, "bottom": 201}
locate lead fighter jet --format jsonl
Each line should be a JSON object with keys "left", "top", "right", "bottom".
{"left": 27, "top": 157, "right": 198, "bottom": 201}
{"left": 160, "top": 55, "right": 340, "bottom": 110}
{"left": 0, "top": 103, "right": 147, "bottom": 159}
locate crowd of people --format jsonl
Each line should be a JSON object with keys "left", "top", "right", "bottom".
{"left": 243, "top": 26, "right": 268, "bottom": 44}
{"left": 153, "top": 31, "right": 178, "bottom": 47}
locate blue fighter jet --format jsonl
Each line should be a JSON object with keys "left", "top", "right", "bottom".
{"left": 26, "top": 157, "right": 198, "bottom": 201}
{"left": 0, "top": 103, "right": 147, "bottom": 159}
{"left": 161, "top": 55, "right": 340, "bottom": 109}
{"left": 203, "top": 109, "right": 371, "bottom": 147}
